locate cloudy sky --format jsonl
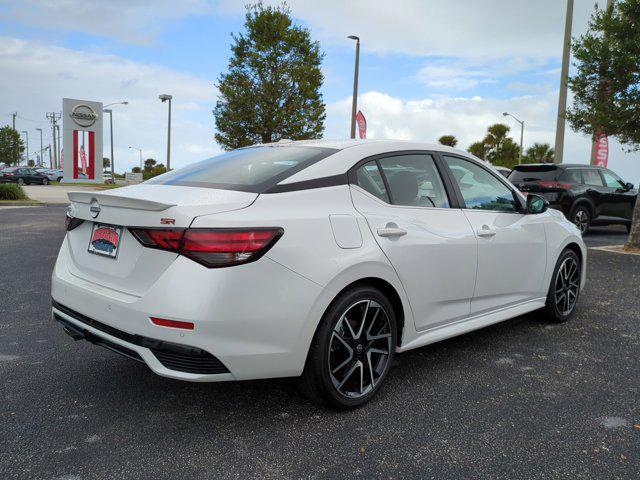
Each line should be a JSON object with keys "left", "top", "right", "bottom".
{"left": 0, "top": 0, "right": 638, "bottom": 181}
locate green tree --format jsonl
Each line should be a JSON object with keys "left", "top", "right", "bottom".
{"left": 523, "top": 143, "right": 554, "bottom": 163}
{"left": 144, "top": 158, "right": 157, "bottom": 172}
{"left": 468, "top": 141, "right": 488, "bottom": 160}
{"left": 103, "top": 157, "right": 111, "bottom": 170}
{"left": 132, "top": 166, "right": 141, "bottom": 173}
{"left": 567, "top": 0, "right": 640, "bottom": 248}
{"left": 213, "top": 3, "right": 326, "bottom": 150}
{"left": 483, "top": 123, "right": 520, "bottom": 168}
{"left": 438, "top": 135, "right": 458, "bottom": 147}
{"left": 467, "top": 124, "right": 520, "bottom": 167}
{"left": 0, "top": 126, "right": 25, "bottom": 166}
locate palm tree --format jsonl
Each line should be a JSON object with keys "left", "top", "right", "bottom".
{"left": 438, "top": 135, "right": 458, "bottom": 147}
{"left": 524, "top": 143, "right": 554, "bottom": 163}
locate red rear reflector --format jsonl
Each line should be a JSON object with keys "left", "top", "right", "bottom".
{"left": 129, "top": 227, "right": 283, "bottom": 268}
{"left": 150, "top": 317, "right": 194, "bottom": 330}
{"left": 538, "top": 180, "right": 571, "bottom": 189}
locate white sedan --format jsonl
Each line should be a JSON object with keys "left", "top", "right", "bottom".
{"left": 51, "top": 140, "right": 586, "bottom": 409}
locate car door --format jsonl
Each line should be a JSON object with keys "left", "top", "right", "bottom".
{"left": 349, "top": 152, "right": 477, "bottom": 331}
{"left": 601, "top": 169, "right": 635, "bottom": 219}
{"left": 441, "top": 155, "right": 547, "bottom": 315}
{"left": 581, "top": 168, "right": 611, "bottom": 218}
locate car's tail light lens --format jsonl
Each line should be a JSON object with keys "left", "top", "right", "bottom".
{"left": 129, "top": 227, "right": 283, "bottom": 268}
{"left": 538, "top": 180, "right": 571, "bottom": 189}
{"left": 131, "top": 228, "right": 183, "bottom": 250}
{"left": 65, "top": 213, "right": 84, "bottom": 231}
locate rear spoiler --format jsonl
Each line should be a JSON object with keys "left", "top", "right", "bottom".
{"left": 67, "top": 191, "right": 176, "bottom": 212}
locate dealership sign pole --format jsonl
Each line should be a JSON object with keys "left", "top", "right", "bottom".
{"left": 62, "top": 98, "right": 103, "bottom": 183}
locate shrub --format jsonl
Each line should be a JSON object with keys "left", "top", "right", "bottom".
{"left": 0, "top": 183, "right": 28, "bottom": 201}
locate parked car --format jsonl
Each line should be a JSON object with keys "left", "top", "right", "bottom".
{"left": 52, "top": 140, "right": 586, "bottom": 408}
{"left": 508, "top": 163, "right": 637, "bottom": 234}
{"left": 493, "top": 166, "right": 512, "bottom": 178}
{"left": 0, "top": 166, "right": 50, "bottom": 185}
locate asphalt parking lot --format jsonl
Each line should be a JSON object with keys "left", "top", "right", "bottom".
{"left": 1, "top": 205, "right": 639, "bottom": 480}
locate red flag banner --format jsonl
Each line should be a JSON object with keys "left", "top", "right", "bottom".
{"left": 594, "top": 131, "right": 608, "bottom": 167}
{"left": 356, "top": 110, "right": 367, "bottom": 139}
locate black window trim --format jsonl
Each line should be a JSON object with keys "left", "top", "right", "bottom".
{"left": 436, "top": 152, "right": 526, "bottom": 214}
{"left": 347, "top": 150, "right": 460, "bottom": 209}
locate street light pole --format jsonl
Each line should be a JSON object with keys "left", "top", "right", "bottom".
{"left": 103, "top": 101, "right": 129, "bottom": 181}
{"left": 129, "top": 146, "right": 143, "bottom": 172}
{"left": 159, "top": 94, "right": 172, "bottom": 170}
{"left": 347, "top": 35, "right": 360, "bottom": 139}
{"left": 554, "top": 0, "right": 574, "bottom": 164}
{"left": 21, "top": 131, "right": 29, "bottom": 165}
{"left": 503, "top": 112, "right": 525, "bottom": 164}
{"left": 36, "top": 128, "right": 43, "bottom": 166}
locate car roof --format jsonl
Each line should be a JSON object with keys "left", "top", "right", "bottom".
{"left": 258, "top": 139, "right": 487, "bottom": 184}
{"left": 513, "top": 163, "right": 603, "bottom": 169}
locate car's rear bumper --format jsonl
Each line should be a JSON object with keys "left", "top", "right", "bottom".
{"left": 51, "top": 236, "right": 323, "bottom": 382}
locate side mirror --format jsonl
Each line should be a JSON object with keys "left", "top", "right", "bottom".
{"left": 625, "top": 182, "right": 634, "bottom": 191}
{"left": 527, "top": 194, "right": 548, "bottom": 214}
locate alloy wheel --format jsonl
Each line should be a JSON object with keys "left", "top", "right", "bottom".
{"left": 554, "top": 256, "right": 580, "bottom": 316}
{"left": 328, "top": 299, "right": 393, "bottom": 399}
{"left": 573, "top": 210, "right": 589, "bottom": 233}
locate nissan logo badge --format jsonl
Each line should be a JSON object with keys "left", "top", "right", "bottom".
{"left": 89, "top": 199, "right": 101, "bottom": 219}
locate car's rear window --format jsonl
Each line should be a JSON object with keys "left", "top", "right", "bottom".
{"left": 146, "top": 146, "right": 337, "bottom": 192}
{"left": 508, "top": 165, "right": 559, "bottom": 182}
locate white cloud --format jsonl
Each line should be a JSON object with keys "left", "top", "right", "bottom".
{"left": 222, "top": 0, "right": 607, "bottom": 60}
{"left": 0, "top": 36, "right": 220, "bottom": 171}
{"left": 325, "top": 90, "right": 640, "bottom": 182}
{"left": 0, "top": 0, "right": 212, "bottom": 45}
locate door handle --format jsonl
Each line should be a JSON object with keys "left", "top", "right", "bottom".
{"left": 377, "top": 227, "right": 407, "bottom": 238}
{"left": 476, "top": 226, "right": 496, "bottom": 238}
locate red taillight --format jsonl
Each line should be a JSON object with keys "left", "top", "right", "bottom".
{"left": 538, "top": 180, "right": 571, "bottom": 189}
{"left": 132, "top": 228, "right": 183, "bottom": 250}
{"left": 150, "top": 317, "right": 194, "bottom": 330}
{"left": 129, "top": 227, "right": 283, "bottom": 268}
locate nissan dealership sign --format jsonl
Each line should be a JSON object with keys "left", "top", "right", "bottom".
{"left": 62, "top": 98, "right": 103, "bottom": 184}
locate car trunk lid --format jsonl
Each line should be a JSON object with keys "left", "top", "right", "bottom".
{"left": 64, "top": 185, "right": 257, "bottom": 296}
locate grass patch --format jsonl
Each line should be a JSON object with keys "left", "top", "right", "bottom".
{"left": 0, "top": 183, "right": 29, "bottom": 200}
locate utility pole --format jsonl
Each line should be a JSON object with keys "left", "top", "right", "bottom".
{"left": 159, "top": 94, "right": 172, "bottom": 170}
{"left": 554, "top": 0, "right": 574, "bottom": 164}
{"left": 589, "top": 0, "right": 614, "bottom": 165}
{"left": 36, "top": 128, "right": 43, "bottom": 166}
{"left": 21, "top": 131, "right": 29, "bottom": 166}
{"left": 12, "top": 112, "right": 17, "bottom": 130}
{"left": 46, "top": 112, "right": 61, "bottom": 169}
{"left": 348, "top": 35, "right": 360, "bottom": 139}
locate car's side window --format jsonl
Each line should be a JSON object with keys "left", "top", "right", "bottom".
{"left": 377, "top": 154, "right": 449, "bottom": 208}
{"left": 354, "top": 160, "right": 390, "bottom": 203}
{"left": 444, "top": 155, "right": 518, "bottom": 212}
{"left": 602, "top": 170, "right": 624, "bottom": 188}
{"left": 560, "top": 169, "right": 583, "bottom": 184}
{"left": 582, "top": 169, "right": 604, "bottom": 186}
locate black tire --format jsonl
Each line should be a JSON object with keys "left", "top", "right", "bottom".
{"left": 57, "top": 177, "right": 63, "bottom": 182}
{"left": 544, "top": 249, "right": 581, "bottom": 323}
{"left": 42, "top": 178, "right": 49, "bottom": 185}
{"left": 17, "top": 178, "right": 24, "bottom": 186}
{"left": 299, "top": 285, "right": 397, "bottom": 410}
{"left": 571, "top": 205, "right": 591, "bottom": 234}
